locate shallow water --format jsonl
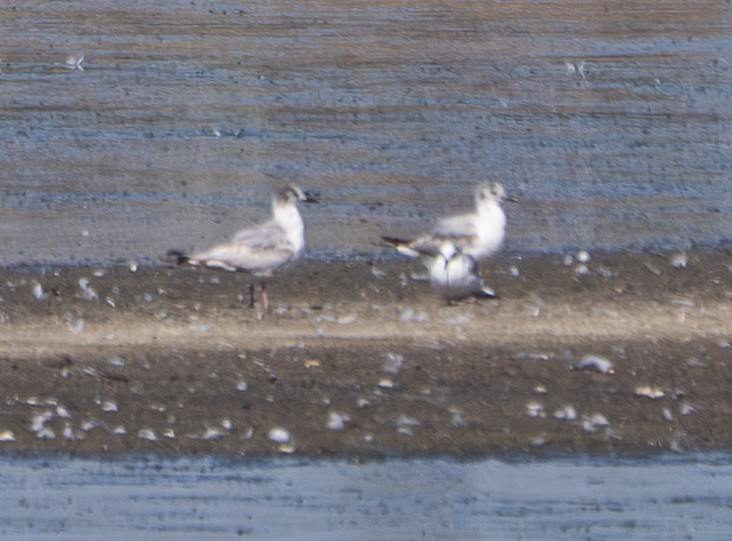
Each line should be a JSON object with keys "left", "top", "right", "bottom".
{"left": 1, "top": 1, "right": 731, "bottom": 266}
{"left": 1, "top": 454, "right": 731, "bottom": 540}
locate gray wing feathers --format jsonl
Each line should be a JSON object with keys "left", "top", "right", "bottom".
{"left": 190, "top": 221, "right": 295, "bottom": 271}
{"left": 433, "top": 214, "right": 478, "bottom": 240}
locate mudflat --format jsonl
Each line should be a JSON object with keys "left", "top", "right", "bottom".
{"left": 0, "top": 249, "right": 731, "bottom": 457}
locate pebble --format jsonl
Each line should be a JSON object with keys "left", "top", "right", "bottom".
{"left": 235, "top": 379, "right": 249, "bottom": 392}
{"left": 378, "top": 378, "right": 395, "bottom": 389}
{"left": 576, "top": 250, "right": 591, "bottom": 263}
{"left": 162, "top": 429, "right": 176, "bottom": 439}
{"left": 268, "top": 427, "right": 291, "bottom": 444}
{"left": 112, "top": 425, "right": 127, "bottom": 435}
{"left": 221, "top": 418, "right": 233, "bottom": 431}
{"left": 0, "top": 430, "right": 16, "bottom": 442}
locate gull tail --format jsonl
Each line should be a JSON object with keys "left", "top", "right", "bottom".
{"left": 165, "top": 249, "right": 191, "bottom": 265}
{"left": 381, "top": 236, "right": 420, "bottom": 258}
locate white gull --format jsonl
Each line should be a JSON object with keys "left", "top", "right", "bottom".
{"left": 168, "top": 184, "right": 314, "bottom": 309}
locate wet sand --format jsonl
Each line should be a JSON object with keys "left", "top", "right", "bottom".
{"left": 1, "top": 249, "right": 731, "bottom": 457}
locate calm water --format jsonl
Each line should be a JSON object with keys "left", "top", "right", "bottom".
{"left": 1, "top": 1, "right": 730, "bottom": 266}
{"left": 1, "top": 454, "right": 732, "bottom": 540}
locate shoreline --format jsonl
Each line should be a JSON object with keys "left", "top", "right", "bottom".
{"left": 0, "top": 248, "right": 731, "bottom": 457}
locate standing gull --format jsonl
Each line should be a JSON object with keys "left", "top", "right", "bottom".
{"left": 168, "top": 184, "right": 314, "bottom": 310}
{"left": 383, "top": 182, "right": 515, "bottom": 299}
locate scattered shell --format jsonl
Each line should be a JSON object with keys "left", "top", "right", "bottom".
{"left": 200, "top": 427, "right": 224, "bottom": 440}
{"left": 574, "top": 264, "right": 589, "bottom": 276}
{"left": 400, "top": 307, "right": 428, "bottom": 322}
{"left": 80, "top": 420, "right": 99, "bottom": 432}
{"left": 534, "top": 384, "right": 548, "bottom": 394}
{"left": 397, "top": 427, "right": 413, "bottom": 436}
{"left": 277, "top": 443, "right": 297, "bottom": 454}
{"left": 162, "top": 429, "right": 176, "bottom": 439}
{"left": 101, "top": 401, "right": 118, "bottom": 413}
{"left": 106, "top": 355, "right": 125, "bottom": 367}
{"left": 32, "top": 283, "right": 49, "bottom": 301}
{"left": 0, "top": 430, "right": 16, "bottom": 442}
{"left": 337, "top": 313, "right": 359, "bottom": 325}
{"left": 78, "top": 278, "right": 99, "bottom": 301}
{"left": 515, "top": 351, "right": 553, "bottom": 361}
{"left": 357, "top": 398, "right": 370, "bottom": 408}
{"left": 69, "top": 318, "right": 85, "bottom": 335}
{"left": 670, "top": 252, "right": 688, "bottom": 269}
{"left": 55, "top": 404, "right": 71, "bottom": 418}
{"left": 128, "top": 261, "right": 139, "bottom": 273}
{"left": 563, "top": 255, "right": 574, "bottom": 267}
{"left": 221, "top": 418, "right": 234, "bottom": 431}
{"left": 395, "top": 414, "right": 421, "bottom": 427}
{"left": 268, "top": 427, "right": 291, "bottom": 444}
{"left": 62, "top": 424, "right": 75, "bottom": 440}
{"left": 576, "top": 250, "right": 591, "bottom": 263}
{"left": 679, "top": 403, "right": 696, "bottom": 416}
{"left": 327, "top": 411, "right": 351, "bottom": 431}
{"left": 451, "top": 413, "right": 468, "bottom": 428}
{"left": 662, "top": 407, "right": 674, "bottom": 421}
{"left": 371, "top": 267, "right": 385, "bottom": 280}
{"left": 553, "top": 405, "right": 578, "bottom": 421}
{"left": 378, "top": 378, "right": 395, "bottom": 389}
{"left": 644, "top": 263, "right": 662, "bottom": 276}
{"left": 577, "top": 355, "right": 615, "bottom": 374}
{"left": 235, "top": 379, "right": 249, "bottom": 391}
{"left": 138, "top": 428, "right": 157, "bottom": 441}
{"left": 526, "top": 401, "right": 545, "bottom": 418}
{"left": 509, "top": 265, "right": 520, "bottom": 278}
{"left": 30, "top": 411, "right": 54, "bottom": 432}
{"left": 383, "top": 353, "right": 404, "bottom": 374}
{"left": 635, "top": 385, "right": 665, "bottom": 399}
{"left": 112, "top": 425, "right": 127, "bottom": 435}
{"left": 36, "top": 427, "right": 56, "bottom": 440}
{"left": 582, "top": 413, "right": 610, "bottom": 432}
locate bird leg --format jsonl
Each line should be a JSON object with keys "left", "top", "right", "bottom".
{"left": 248, "top": 284, "right": 256, "bottom": 309}
{"left": 261, "top": 283, "right": 270, "bottom": 312}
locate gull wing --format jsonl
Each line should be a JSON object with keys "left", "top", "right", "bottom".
{"left": 432, "top": 213, "right": 478, "bottom": 241}
{"left": 190, "top": 221, "right": 296, "bottom": 272}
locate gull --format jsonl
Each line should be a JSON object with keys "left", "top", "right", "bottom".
{"left": 425, "top": 240, "right": 495, "bottom": 302}
{"left": 168, "top": 184, "right": 315, "bottom": 310}
{"left": 383, "top": 182, "right": 516, "bottom": 296}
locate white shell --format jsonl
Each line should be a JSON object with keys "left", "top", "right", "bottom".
{"left": 268, "top": 427, "right": 291, "bottom": 444}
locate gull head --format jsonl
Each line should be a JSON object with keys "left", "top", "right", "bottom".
{"left": 476, "top": 182, "right": 518, "bottom": 204}
{"left": 276, "top": 184, "right": 319, "bottom": 205}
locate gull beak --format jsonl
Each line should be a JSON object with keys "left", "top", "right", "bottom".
{"left": 302, "top": 190, "right": 320, "bottom": 203}
{"left": 505, "top": 196, "right": 520, "bottom": 204}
